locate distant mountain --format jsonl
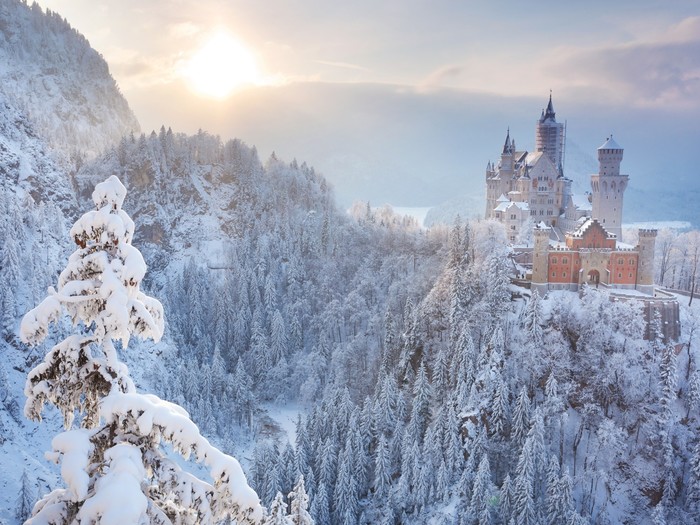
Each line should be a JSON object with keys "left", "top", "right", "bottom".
{"left": 0, "top": 1, "right": 139, "bottom": 161}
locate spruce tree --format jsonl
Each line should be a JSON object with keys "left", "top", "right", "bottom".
{"left": 15, "top": 469, "right": 35, "bottom": 524}
{"left": 20, "top": 176, "right": 262, "bottom": 524}
{"left": 288, "top": 475, "right": 314, "bottom": 525}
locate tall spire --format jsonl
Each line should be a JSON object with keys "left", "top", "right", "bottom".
{"left": 502, "top": 127, "right": 513, "bottom": 154}
{"left": 541, "top": 90, "right": 556, "bottom": 122}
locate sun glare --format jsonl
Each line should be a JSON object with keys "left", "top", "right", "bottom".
{"left": 183, "top": 30, "right": 260, "bottom": 99}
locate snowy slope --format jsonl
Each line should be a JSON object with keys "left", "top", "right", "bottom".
{"left": 0, "top": 1, "right": 139, "bottom": 161}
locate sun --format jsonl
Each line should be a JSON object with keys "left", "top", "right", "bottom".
{"left": 183, "top": 30, "right": 261, "bottom": 99}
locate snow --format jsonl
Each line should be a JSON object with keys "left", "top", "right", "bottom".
{"left": 78, "top": 444, "right": 147, "bottom": 525}
{"left": 598, "top": 136, "right": 622, "bottom": 150}
{"left": 50, "top": 429, "right": 92, "bottom": 501}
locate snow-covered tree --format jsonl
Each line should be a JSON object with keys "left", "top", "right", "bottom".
{"left": 20, "top": 176, "right": 262, "bottom": 524}
{"left": 521, "top": 290, "right": 544, "bottom": 348}
{"left": 264, "top": 492, "right": 292, "bottom": 525}
{"left": 288, "top": 475, "right": 314, "bottom": 525}
{"left": 15, "top": 469, "right": 35, "bottom": 524}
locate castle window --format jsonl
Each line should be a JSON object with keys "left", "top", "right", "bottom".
{"left": 552, "top": 257, "right": 557, "bottom": 264}
{"left": 547, "top": 210, "right": 553, "bottom": 216}
{"left": 531, "top": 210, "right": 536, "bottom": 216}
{"left": 618, "top": 273, "right": 622, "bottom": 278}
{"left": 617, "top": 258, "right": 623, "bottom": 265}
{"left": 552, "top": 271, "right": 556, "bottom": 277}
{"left": 540, "top": 210, "right": 544, "bottom": 215}
{"left": 511, "top": 225, "right": 516, "bottom": 230}
{"left": 630, "top": 259, "right": 635, "bottom": 265}
{"left": 562, "top": 257, "right": 568, "bottom": 264}
{"left": 510, "top": 214, "right": 516, "bottom": 220}
{"left": 563, "top": 272, "right": 567, "bottom": 278}
{"left": 629, "top": 272, "right": 633, "bottom": 278}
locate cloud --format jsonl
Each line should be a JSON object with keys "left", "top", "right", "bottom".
{"left": 550, "top": 29, "right": 700, "bottom": 109}
{"left": 420, "top": 65, "right": 466, "bottom": 90}
{"left": 315, "top": 60, "right": 370, "bottom": 72}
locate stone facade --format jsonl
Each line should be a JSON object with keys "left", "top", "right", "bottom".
{"left": 530, "top": 219, "right": 655, "bottom": 296}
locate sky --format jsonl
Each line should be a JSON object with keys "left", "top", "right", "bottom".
{"left": 37, "top": 0, "right": 700, "bottom": 214}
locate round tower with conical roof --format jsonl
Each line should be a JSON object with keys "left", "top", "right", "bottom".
{"left": 591, "top": 136, "right": 628, "bottom": 241}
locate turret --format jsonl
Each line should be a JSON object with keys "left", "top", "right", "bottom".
{"left": 637, "top": 229, "right": 657, "bottom": 295}
{"left": 597, "top": 135, "right": 623, "bottom": 176}
{"left": 590, "top": 135, "right": 628, "bottom": 240}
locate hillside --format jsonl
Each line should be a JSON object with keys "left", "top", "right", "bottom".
{"left": 0, "top": 0, "right": 139, "bottom": 163}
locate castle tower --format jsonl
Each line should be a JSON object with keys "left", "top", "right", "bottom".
{"left": 500, "top": 127, "right": 515, "bottom": 174}
{"left": 637, "top": 229, "right": 657, "bottom": 295}
{"left": 485, "top": 129, "right": 515, "bottom": 219}
{"left": 535, "top": 93, "right": 565, "bottom": 173}
{"left": 531, "top": 223, "right": 551, "bottom": 296}
{"left": 591, "top": 136, "right": 628, "bottom": 241}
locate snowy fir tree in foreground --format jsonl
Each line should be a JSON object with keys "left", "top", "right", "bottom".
{"left": 19, "top": 176, "right": 262, "bottom": 524}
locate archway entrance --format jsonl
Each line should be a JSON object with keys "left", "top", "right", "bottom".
{"left": 588, "top": 269, "right": 600, "bottom": 286}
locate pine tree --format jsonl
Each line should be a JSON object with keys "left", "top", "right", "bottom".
{"left": 20, "top": 177, "right": 262, "bottom": 524}
{"left": 264, "top": 492, "right": 292, "bottom": 525}
{"left": 513, "top": 437, "right": 537, "bottom": 525}
{"left": 288, "top": 475, "right": 314, "bottom": 525}
{"left": 490, "top": 372, "right": 510, "bottom": 437}
{"left": 521, "top": 291, "right": 544, "bottom": 348}
{"left": 512, "top": 386, "right": 531, "bottom": 447}
{"left": 374, "top": 433, "right": 392, "bottom": 500}
{"left": 15, "top": 469, "right": 35, "bottom": 524}
{"left": 688, "top": 441, "right": 700, "bottom": 516}
{"left": 334, "top": 446, "right": 359, "bottom": 525}
{"left": 468, "top": 455, "right": 494, "bottom": 525}
{"left": 499, "top": 474, "right": 513, "bottom": 525}
{"left": 310, "top": 483, "right": 329, "bottom": 525}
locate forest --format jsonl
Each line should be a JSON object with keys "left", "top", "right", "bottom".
{"left": 2, "top": 127, "right": 700, "bottom": 524}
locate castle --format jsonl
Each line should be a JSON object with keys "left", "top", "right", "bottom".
{"left": 485, "top": 95, "right": 658, "bottom": 297}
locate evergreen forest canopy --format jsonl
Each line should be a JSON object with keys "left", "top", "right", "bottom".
{"left": 2, "top": 126, "right": 700, "bottom": 524}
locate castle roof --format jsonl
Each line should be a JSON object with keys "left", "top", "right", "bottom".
{"left": 539, "top": 92, "right": 556, "bottom": 123}
{"left": 502, "top": 128, "right": 515, "bottom": 154}
{"left": 598, "top": 135, "right": 622, "bottom": 150}
{"left": 570, "top": 218, "right": 617, "bottom": 239}
{"left": 494, "top": 200, "right": 529, "bottom": 212}
{"left": 570, "top": 194, "right": 592, "bottom": 211}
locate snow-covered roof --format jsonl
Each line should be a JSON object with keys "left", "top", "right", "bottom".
{"left": 571, "top": 194, "right": 592, "bottom": 211}
{"left": 570, "top": 218, "right": 616, "bottom": 239}
{"left": 525, "top": 151, "right": 544, "bottom": 166}
{"left": 598, "top": 136, "right": 622, "bottom": 150}
{"left": 497, "top": 194, "right": 510, "bottom": 203}
{"left": 494, "top": 200, "right": 529, "bottom": 212}
{"left": 571, "top": 218, "right": 593, "bottom": 237}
